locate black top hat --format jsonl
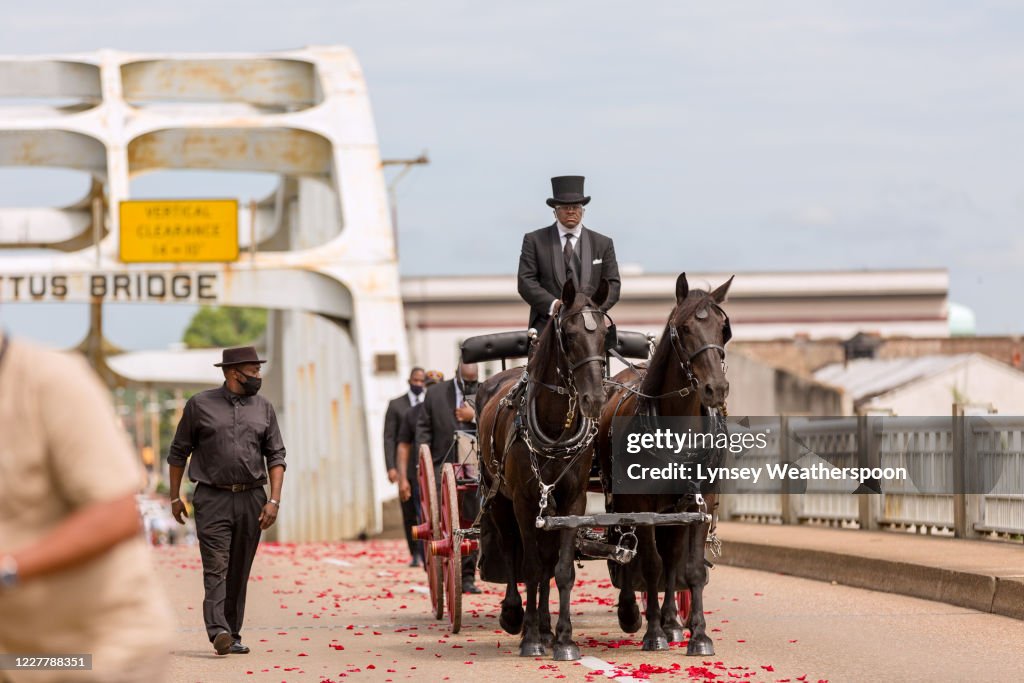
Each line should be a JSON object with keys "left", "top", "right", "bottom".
{"left": 546, "top": 175, "right": 591, "bottom": 208}
{"left": 214, "top": 346, "right": 268, "bottom": 367}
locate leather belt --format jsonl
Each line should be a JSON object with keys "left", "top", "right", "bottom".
{"left": 210, "top": 482, "right": 264, "bottom": 492}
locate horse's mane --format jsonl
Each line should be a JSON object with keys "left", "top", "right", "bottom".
{"left": 531, "top": 314, "right": 561, "bottom": 377}
{"left": 639, "top": 288, "right": 716, "bottom": 397}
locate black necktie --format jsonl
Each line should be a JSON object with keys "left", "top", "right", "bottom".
{"left": 563, "top": 234, "right": 574, "bottom": 267}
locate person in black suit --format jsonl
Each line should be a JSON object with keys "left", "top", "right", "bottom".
{"left": 517, "top": 175, "right": 622, "bottom": 331}
{"left": 397, "top": 370, "right": 444, "bottom": 563}
{"left": 415, "top": 362, "right": 481, "bottom": 593}
{"left": 383, "top": 367, "right": 426, "bottom": 567}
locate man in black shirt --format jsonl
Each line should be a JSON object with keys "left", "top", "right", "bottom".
{"left": 167, "top": 346, "right": 287, "bottom": 656}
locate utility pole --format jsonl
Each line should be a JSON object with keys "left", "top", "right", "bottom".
{"left": 382, "top": 152, "right": 430, "bottom": 253}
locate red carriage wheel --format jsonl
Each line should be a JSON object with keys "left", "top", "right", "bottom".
{"left": 416, "top": 451, "right": 444, "bottom": 620}
{"left": 440, "top": 463, "right": 463, "bottom": 634}
{"left": 639, "top": 590, "right": 692, "bottom": 629}
{"left": 677, "top": 589, "right": 692, "bottom": 623}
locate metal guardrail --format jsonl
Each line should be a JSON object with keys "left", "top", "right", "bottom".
{"left": 721, "top": 414, "right": 1024, "bottom": 540}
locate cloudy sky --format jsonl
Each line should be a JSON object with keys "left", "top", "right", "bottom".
{"left": 1, "top": 1, "right": 1022, "bottom": 347}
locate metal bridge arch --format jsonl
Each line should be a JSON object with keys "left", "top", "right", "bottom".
{"left": 0, "top": 47, "right": 409, "bottom": 540}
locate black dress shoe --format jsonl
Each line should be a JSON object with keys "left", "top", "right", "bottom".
{"left": 409, "top": 556, "right": 422, "bottom": 568}
{"left": 462, "top": 580, "right": 482, "bottom": 594}
{"left": 229, "top": 641, "right": 250, "bottom": 654}
{"left": 213, "top": 631, "right": 233, "bottom": 655}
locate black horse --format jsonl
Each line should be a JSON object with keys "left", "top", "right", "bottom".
{"left": 477, "top": 278, "right": 612, "bottom": 661}
{"left": 597, "top": 272, "right": 733, "bottom": 655}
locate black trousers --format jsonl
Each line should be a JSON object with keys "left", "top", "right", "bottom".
{"left": 193, "top": 484, "right": 265, "bottom": 642}
{"left": 401, "top": 475, "right": 423, "bottom": 561}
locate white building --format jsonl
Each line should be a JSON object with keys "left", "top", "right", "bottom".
{"left": 403, "top": 268, "right": 951, "bottom": 375}
{"left": 814, "top": 354, "right": 1024, "bottom": 416}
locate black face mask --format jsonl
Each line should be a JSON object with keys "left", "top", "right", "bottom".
{"left": 461, "top": 380, "right": 479, "bottom": 396}
{"left": 410, "top": 384, "right": 425, "bottom": 395}
{"left": 237, "top": 373, "right": 262, "bottom": 397}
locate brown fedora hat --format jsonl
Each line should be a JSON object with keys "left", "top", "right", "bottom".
{"left": 214, "top": 346, "right": 268, "bottom": 367}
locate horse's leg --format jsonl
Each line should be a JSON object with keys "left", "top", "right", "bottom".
{"left": 659, "top": 526, "right": 685, "bottom": 643}
{"left": 638, "top": 526, "right": 668, "bottom": 651}
{"left": 537, "top": 571, "right": 553, "bottom": 648}
{"left": 501, "top": 579, "right": 524, "bottom": 635}
{"left": 616, "top": 526, "right": 642, "bottom": 634}
{"left": 539, "top": 518, "right": 563, "bottom": 649}
{"left": 552, "top": 527, "right": 581, "bottom": 660}
{"left": 495, "top": 496, "right": 524, "bottom": 635}
{"left": 516, "top": 499, "right": 546, "bottom": 657}
{"left": 520, "top": 579, "right": 545, "bottom": 657}
{"left": 684, "top": 520, "right": 714, "bottom": 656}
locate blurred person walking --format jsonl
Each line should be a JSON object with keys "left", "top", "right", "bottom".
{"left": 416, "top": 362, "right": 481, "bottom": 593}
{"left": 167, "top": 346, "right": 286, "bottom": 656}
{"left": 396, "top": 370, "right": 444, "bottom": 560}
{"left": 0, "top": 333, "right": 174, "bottom": 683}
{"left": 383, "top": 367, "right": 427, "bottom": 567}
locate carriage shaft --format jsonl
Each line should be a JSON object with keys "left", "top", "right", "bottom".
{"left": 576, "top": 537, "right": 636, "bottom": 565}
{"left": 539, "top": 511, "right": 711, "bottom": 530}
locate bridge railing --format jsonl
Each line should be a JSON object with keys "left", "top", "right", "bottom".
{"left": 721, "top": 414, "right": 1024, "bottom": 540}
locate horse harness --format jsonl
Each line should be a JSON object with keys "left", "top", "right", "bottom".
{"left": 484, "top": 306, "right": 612, "bottom": 528}
{"left": 602, "top": 303, "right": 732, "bottom": 556}
{"left": 607, "top": 302, "right": 731, "bottom": 424}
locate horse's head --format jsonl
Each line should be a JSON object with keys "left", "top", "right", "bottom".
{"left": 668, "top": 273, "right": 733, "bottom": 410}
{"left": 553, "top": 278, "right": 613, "bottom": 419}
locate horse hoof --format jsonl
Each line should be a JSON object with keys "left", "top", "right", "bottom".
{"left": 500, "top": 605, "right": 524, "bottom": 634}
{"left": 540, "top": 631, "right": 554, "bottom": 648}
{"left": 519, "top": 642, "right": 546, "bottom": 657}
{"left": 552, "top": 643, "right": 581, "bottom": 661}
{"left": 642, "top": 635, "right": 669, "bottom": 651}
{"left": 686, "top": 634, "right": 715, "bottom": 656}
{"left": 664, "top": 627, "right": 686, "bottom": 643}
{"left": 617, "top": 604, "right": 642, "bottom": 634}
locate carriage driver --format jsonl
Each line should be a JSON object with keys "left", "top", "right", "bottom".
{"left": 517, "top": 175, "right": 622, "bottom": 331}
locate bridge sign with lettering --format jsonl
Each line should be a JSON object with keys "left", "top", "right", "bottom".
{"left": 119, "top": 199, "right": 239, "bottom": 263}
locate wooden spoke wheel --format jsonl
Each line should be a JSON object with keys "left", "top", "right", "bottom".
{"left": 417, "top": 451, "right": 444, "bottom": 620}
{"left": 440, "top": 463, "right": 463, "bottom": 634}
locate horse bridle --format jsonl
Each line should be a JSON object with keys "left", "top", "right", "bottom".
{"left": 554, "top": 306, "right": 613, "bottom": 373}
{"left": 516, "top": 306, "right": 611, "bottom": 525}
{"left": 667, "top": 303, "right": 730, "bottom": 387}
{"left": 529, "top": 306, "right": 614, "bottom": 397}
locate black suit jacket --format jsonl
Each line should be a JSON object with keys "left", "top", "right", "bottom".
{"left": 382, "top": 392, "right": 416, "bottom": 471}
{"left": 415, "top": 379, "right": 475, "bottom": 467}
{"left": 517, "top": 223, "right": 621, "bottom": 330}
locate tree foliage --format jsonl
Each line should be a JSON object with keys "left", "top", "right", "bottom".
{"left": 183, "top": 306, "right": 268, "bottom": 349}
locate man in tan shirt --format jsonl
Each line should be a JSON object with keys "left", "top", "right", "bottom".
{"left": 0, "top": 334, "right": 174, "bottom": 683}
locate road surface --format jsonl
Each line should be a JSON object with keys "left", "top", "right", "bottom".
{"left": 156, "top": 540, "right": 1024, "bottom": 682}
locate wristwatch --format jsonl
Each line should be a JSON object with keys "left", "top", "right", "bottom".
{"left": 0, "top": 555, "right": 19, "bottom": 590}
{"left": 269, "top": 499, "right": 280, "bottom": 507}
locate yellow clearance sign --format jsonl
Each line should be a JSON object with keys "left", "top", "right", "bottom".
{"left": 120, "top": 199, "right": 239, "bottom": 263}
